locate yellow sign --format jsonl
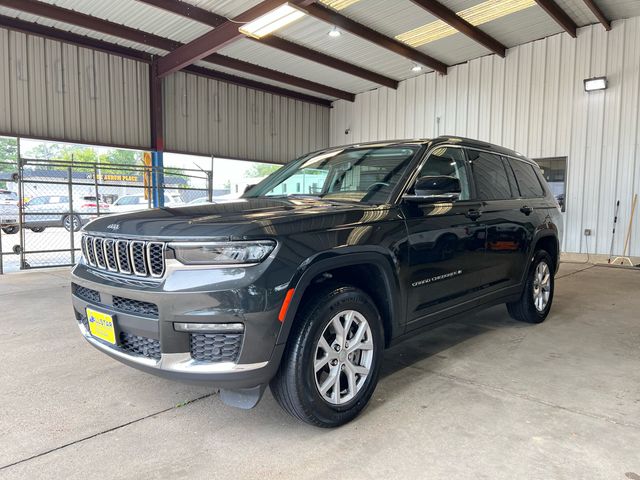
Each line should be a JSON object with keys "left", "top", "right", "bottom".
{"left": 86, "top": 308, "right": 116, "bottom": 345}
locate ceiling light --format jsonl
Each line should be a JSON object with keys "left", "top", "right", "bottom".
{"left": 584, "top": 76, "right": 607, "bottom": 92}
{"left": 328, "top": 26, "right": 341, "bottom": 37}
{"left": 396, "top": 0, "right": 536, "bottom": 47}
{"left": 239, "top": 3, "right": 305, "bottom": 39}
{"left": 320, "top": 0, "right": 361, "bottom": 10}
{"left": 411, "top": 64, "right": 423, "bottom": 72}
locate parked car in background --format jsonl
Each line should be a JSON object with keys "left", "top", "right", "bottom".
{"left": 0, "top": 189, "right": 19, "bottom": 234}
{"left": 109, "top": 193, "right": 184, "bottom": 213}
{"left": 187, "top": 197, "right": 216, "bottom": 206}
{"left": 24, "top": 195, "right": 110, "bottom": 232}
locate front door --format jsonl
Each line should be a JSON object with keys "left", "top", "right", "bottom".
{"left": 401, "top": 146, "right": 487, "bottom": 328}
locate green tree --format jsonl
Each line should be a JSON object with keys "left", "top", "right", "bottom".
{"left": 245, "top": 163, "right": 281, "bottom": 178}
{"left": 0, "top": 137, "right": 18, "bottom": 188}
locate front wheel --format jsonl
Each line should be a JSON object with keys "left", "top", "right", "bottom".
{"left": 270, "top": 284, "right": 384, "bottom": 427}
{"left": 63, "top": 215, "right": 81, "bottom": 232}
{"left": 507, "top": 249, "right": 555, "bottom": 323}
{"left": 2, "top": 226, "right": 19, "bottom": 234}
{"left": 30, "top": 227, "right": 45, "bottom": 233}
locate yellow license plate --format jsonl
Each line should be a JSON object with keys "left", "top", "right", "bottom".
{"left": 86, "top": 308, "right": 116, "bottom": 345}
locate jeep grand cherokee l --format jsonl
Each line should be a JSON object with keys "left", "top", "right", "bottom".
{"left": 71, "top": 137, "right": 562, "bottom": 427}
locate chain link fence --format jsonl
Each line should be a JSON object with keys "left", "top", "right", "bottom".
{"left": 0, "top": 157, "right": 213, "bottom": 274}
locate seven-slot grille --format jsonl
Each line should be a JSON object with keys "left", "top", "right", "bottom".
{"left": 81, "top": 235, "right": 165, "bottom": 278}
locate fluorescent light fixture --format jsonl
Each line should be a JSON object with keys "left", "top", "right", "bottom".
{"left": 584, "top": 76, "right": 608, "bottom": 92}
{"left": 320, "top": 0, "right": 361, "bottom": 10}
{"left": 239, "top": 3, "right": 305, "bottom": 39}
{"left": 328, "top": 26, "right": 341, "bottom": 37}
{"left": 396, "top": 0, "right": 536, "bottom": 47}
{"left": 411, "top": 63, "right": 423, "bottom": 72}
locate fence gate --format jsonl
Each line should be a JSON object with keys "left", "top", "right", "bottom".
{"left": 0, "top": 157, "right": 211, "bottom": 274}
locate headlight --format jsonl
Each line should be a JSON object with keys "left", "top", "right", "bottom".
{"left": 169, "top": 240, "right": 276, "bottom": 265}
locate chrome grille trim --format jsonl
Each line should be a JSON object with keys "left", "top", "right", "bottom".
{"left": 116, "top": 240, "right": 132, "bottom": 274}
{"left": 104, "top": 239, "right": 118, "bottom": 272}
{"left": 130, "top": 241, "right": 148, "bottom": 277}
{"left": 85, "top": 236, "right": 96, "bottom": 266}
{"left": 94, "top": 238, "right": 106, "bottom": 269}
{"left": 147, "top": 242, "right": 165, "bottom": 278}
{"left": 82, "top": 234, "right": 165, "bottom": 279}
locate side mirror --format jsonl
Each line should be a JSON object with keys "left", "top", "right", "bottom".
{"left": 404, "top": 175, "right": 461, "bottom": 203}
{"left": 244, "top": 184, "right": 256, "bottom": 194}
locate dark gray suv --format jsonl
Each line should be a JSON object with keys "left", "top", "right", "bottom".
{"left": 71, "top": 136, "right": 562, "bottom": 427}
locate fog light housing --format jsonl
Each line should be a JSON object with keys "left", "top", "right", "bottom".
{"left": 174, "top": 322, "right": 244, "bottom": 333}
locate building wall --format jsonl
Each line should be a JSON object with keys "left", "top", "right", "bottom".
{"left": 329, "top": 17, "right": 640, "bottom": 257}
{"left": 164, "top": 71, "right": 330, "bottom": 165}
{"left": 0, "top": 27, "right": 332, "bottom": 166}
{"left": 0, "top": 27, "right": 151, "bottom": 150}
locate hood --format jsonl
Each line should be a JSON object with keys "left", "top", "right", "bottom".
{"left": 84, "top": 197, "right": 385, "bottom": 240}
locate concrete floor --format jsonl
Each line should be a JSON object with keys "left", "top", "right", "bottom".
{"left": 1, "top": 263, "right": 639, "bottom": 479}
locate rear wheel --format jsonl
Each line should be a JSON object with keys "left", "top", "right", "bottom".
{"left": 63, "top": 215, "right": 81, "bottom": 232}
{"left": 270, "top": 284, "right": 384, "bottom": 427}
{"left": 507, "top": 249, "right": 554, "bottom": 324}
{"left": 2, "top": 226, "right": 18, "bottom": 234}
{"left": 30, "top": 227, "right": 45, "bottom": 233}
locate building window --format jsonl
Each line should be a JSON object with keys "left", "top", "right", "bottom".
{"left": 534, "top": 157, "right": 567, "bottom": 212}
{"left": 297, "top": 182, "right": 301, "bottom": 192}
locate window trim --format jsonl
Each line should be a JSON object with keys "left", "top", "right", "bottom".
{"left": 505, "top": 156, "right": 547, "bottom": 199}
{"left": 464, "top": 147, "right": 513, "bottom": 202}
{"left": 396, "top": 144, "right": 476, "bottom": 203}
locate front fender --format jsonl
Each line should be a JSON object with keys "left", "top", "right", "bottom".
{"left": 275, "top": 249, "right": 404, "bottom": 347}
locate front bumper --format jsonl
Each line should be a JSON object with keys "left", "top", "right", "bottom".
{"left": 71, "top": 261, "right": 287, "bottom": 389}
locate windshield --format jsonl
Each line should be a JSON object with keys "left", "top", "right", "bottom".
{"left": 244, "top": 145, "right": 422, "bottom": 204}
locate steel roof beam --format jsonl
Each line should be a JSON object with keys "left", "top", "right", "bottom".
{"left": 136, "top": 0, "right": 227, "bottom": 28}
{"left": 534, "top": 0, "right": 578, "bottom": 38}
{"left": 0, "top": 14, "right": 332, "bottom": 106}
{"left": 582, "top": 0, "right": 611, "bottom": 31}
{"left": 204, "top": 54, "right": 355, "bottom": 101}
{"left": 155, "top": 0, "right": 288, "bottom": 77}
{"left": 0, "top": 0, "right": 347, "bottom": 101}
{"left": 0, "top": 0, "right": 179, "bottom": 50}
{"left": 293, "top": 1, "right": 448, "bottom": 74}
{"left": 409, "top": 0, "right": 506, "bottom": 57}
{"left": 136, "top": 0, "right": 398, "bottom": 89}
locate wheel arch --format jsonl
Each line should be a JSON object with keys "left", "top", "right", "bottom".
{"left": 276, "top": 251, "right": 403, "bottom": 348}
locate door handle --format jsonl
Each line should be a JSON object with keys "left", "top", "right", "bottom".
{"left": 520, "top": 205, "right": 534, "bottom": 215}
{"left": 466, "top": 209, "right": 482, "bottom": 221}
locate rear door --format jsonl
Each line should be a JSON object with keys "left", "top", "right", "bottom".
{"left": 466, "top": 148, "right": 530, "bottom": 291}
{"left": 402, "top": 146, "right": 487, "bottom": 327}
{"left": 503, "top": 157, "right": 549, "bottom": 283}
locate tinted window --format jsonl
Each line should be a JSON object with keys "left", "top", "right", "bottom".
{"left": 466, "top": 149, "right": 511, "bottom": 200}
{"left": 412, "top": 147, "right": 470, "bottom": 200}
{"left": 509, "top": 159, "right": 544, "bottom": 198}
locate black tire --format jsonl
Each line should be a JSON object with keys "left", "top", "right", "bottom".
{"left": 30, "top": 227, "right": 45, "bottom": 233}
{"left": 270, "top": 284, "right": 384, "bottom": 428}
{"left": 63, "top": 215, "right": 81, "bottom": 232}
{"left": 2, "top": 226, "right": 19, "bottom": 234}
{"left": 507, "top": 249, "right": 555, "bottom": 324}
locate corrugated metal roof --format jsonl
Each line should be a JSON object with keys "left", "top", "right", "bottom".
{"left": 0, "top": 0, "right": 639, "bottom": 102}
{"left": 278, "top": 15, "right": 425, "bottom": 80}
{"left": 219, "top": 37, "right": 380, "bottom": 93}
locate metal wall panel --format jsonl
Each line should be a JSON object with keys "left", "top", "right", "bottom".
{"left": 163, "top": 71, "right": 330, "bottom": 164}
{"left": 0, "top": 27, "right": 150, "bottom": 149}
{"left": 329, "top": 17, "right": 640, "bottom": 257}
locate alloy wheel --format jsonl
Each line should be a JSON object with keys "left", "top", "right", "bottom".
{"left": 532, "top": 261, "right": 551, "bottom": 311}
{"left": 313, "top": 310, "right": 374, "bottom": 405}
